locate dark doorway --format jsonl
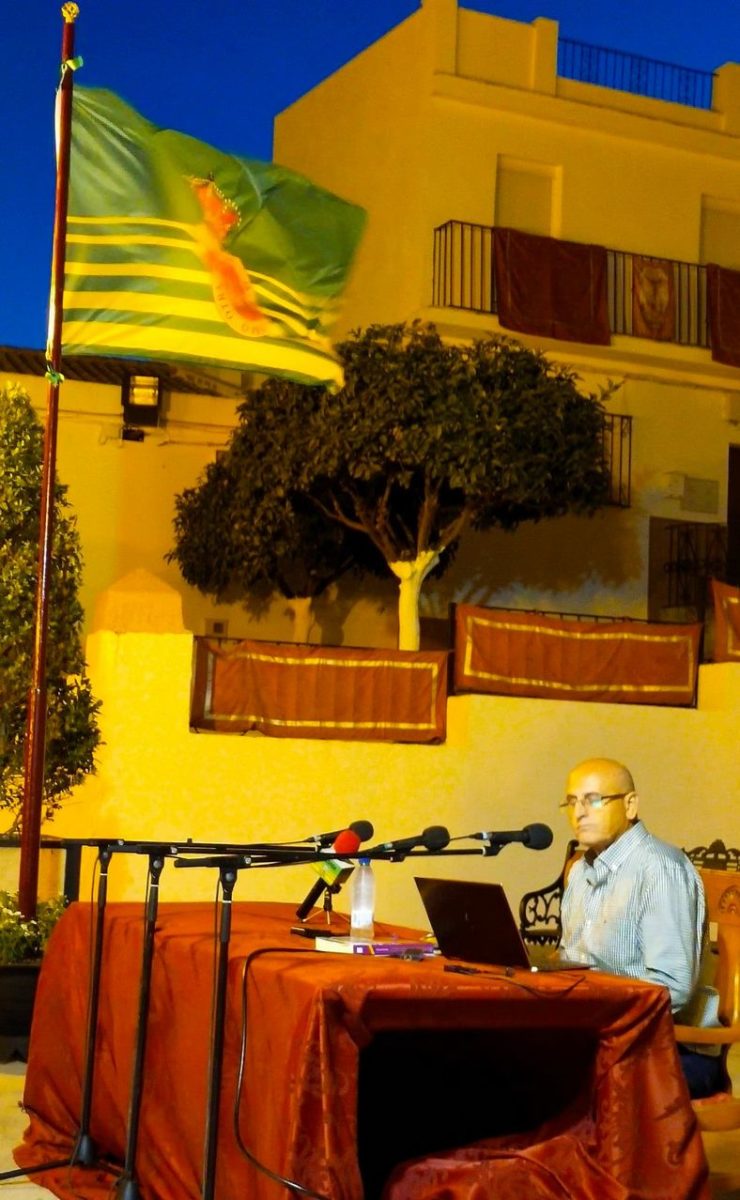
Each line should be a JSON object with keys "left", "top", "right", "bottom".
{"left": 648, "top": 516, "right": 727, "bottom": 624}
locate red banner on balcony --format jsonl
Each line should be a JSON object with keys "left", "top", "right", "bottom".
{"left": 632, "top": 256, "right": 676, "bottom": 340}
{"left": 493, "top": 227, "right": 610, "bottom": 345}
{"left": 706, "top": 263, "right": 740, "bottom": 368}
{"left": 454, "top": 605, "right": 700, "bottom": 706}
{"left": 191, "top": 639, "right": 449, "bottom": 741}
{"left": 711, "top": 579, "right": 740, "bottom": 662}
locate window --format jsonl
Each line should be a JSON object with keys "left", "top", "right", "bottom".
{"left": 494, "top": 157, "right": 559, "bottom": 236}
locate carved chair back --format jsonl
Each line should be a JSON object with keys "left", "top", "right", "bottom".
{"left": 518, "top": 838, "right": 580, "bottom": 947}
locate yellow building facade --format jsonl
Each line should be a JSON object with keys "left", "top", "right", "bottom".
{"left": 3, "top": 2, "right": 740, "bottom": 921}
{"left": 274, "top": 0, "right": 740, "bottom": 625}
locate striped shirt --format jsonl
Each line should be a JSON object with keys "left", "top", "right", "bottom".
{"left": 561, "top": 820, "right": 718, "bottom": 1027}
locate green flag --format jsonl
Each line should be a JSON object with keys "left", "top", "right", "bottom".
{"left": 61, "top": 87, "right": 366, "bottom": 389}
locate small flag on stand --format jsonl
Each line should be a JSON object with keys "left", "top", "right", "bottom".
{"left": 61, "top": 87, "right": 366, "bottom": 389}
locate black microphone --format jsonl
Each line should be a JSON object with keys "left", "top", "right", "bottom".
{"left": 304, "top": 820, "right": 374, "bottom": 849}
{"left": 295, "top": 828, "right": 362, "bottom": 920}
{"left": 466, "top": 823, "right": 553, "bottom": 850}
{"left": 371, "top": 825, "right": 450, "bottom": 856}
{"left": 175, "top": 854, "right": 252, "bottom": 869}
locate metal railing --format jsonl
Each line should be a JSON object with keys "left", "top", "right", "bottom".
{"left": 433, "top": 220, "right": 496, "bottom": 314}
{"left": 558, "top": 38, "right": 715, "bottom": 110}
{"left": 432, "top": 221, "right": 710, "bottom": 349}
{"left": 606, "top": 250, "right": 709, "bottom": 347}
{"left": 432, "top": 223, "right": 633, "bottom": 508}
{"left": 0, "top": 836, "right": 82, "bottom": 902}
{"left": 602, "top": 414, "right": 632, "bottom": 508}
{"left": 664, "top": 521, "right": 728, "bottom": 619}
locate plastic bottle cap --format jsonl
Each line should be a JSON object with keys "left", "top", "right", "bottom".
{"left": 359, "top": 857, "right": 370, "bottom": 866}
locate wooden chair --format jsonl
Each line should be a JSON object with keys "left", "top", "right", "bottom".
{"left": 518, "top": 839, "right": 580, "bottom": 947}
{"left": 674, "top": 862, "right": 740, "bottom": 1132}
{"left": 685, "top": 838, "right": 740, "bottom": 874}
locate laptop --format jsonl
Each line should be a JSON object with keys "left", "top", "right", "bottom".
{"left": 414, "top": 876, "right": 587, "bottom": 973}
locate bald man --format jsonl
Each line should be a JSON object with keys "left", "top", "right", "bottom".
{"left": 559, "top": 756, "right": 722, "bottom": 1099}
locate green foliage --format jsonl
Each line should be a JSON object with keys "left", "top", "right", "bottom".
{"left": 0, "top": 890, "right": 67, "bottom": 964}
{"left": 0, "top": 384, "right": 100, "bottom": 831}
{"left": 169, "top": 322, "right": 612, "bottom": 621}
{"left": 169, "top": 381, "right": 376, "bottom": 602}
{"left": 288, "top": 322, "right": 611, "bottom": 560}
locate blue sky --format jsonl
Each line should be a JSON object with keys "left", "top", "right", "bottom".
{"left": 4, "top": 1, "right": 739, "bottom": 350}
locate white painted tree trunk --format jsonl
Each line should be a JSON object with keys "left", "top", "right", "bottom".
{"left": 389, "top": 551, "right": 440, "bottom": 651}
{"left": 284, "top": 596, "right": 314, "bottom": 643}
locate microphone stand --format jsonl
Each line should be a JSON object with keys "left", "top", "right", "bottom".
{"left": 300, "top": 877, "right": 351, "bottom": 932}
{"left": 74, "top": 842, "right": 112, "bottom": 1167}
{"left": 204, "top": 858, "right": 237, "bottom": 1200}
{"left": 171, "top": 846, "right": 327, "bottom": 1198}
{"left": 173, "top": 852, "right": 255, "bottom": 1200}
{"left": 115, "top": 848, "right": 170, "bottom": 1200}
{"left": 0, "top": 837, "right": 359, "bottom": 1193}
{"left": 0, "top": 840, "right": 119, "bottom": 1185}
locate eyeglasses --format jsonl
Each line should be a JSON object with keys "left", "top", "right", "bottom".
{"left": 559, "top": 792, "right": 629, "bottom": 811}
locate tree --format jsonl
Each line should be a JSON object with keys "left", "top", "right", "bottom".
{"left": 169, "top": 382, "right": 375, "bottom": 642}
{"left": 0, "top": 384, "right": 100, "bottom": 833}
{"left": 283, "top": 322, "right": 612, "bottom": 648}
{"left": 170, "top": 322, "right": 612, "bottom": 650}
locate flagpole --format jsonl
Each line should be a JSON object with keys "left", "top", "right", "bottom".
{"left": 18, "top": 2, "right": 80, "bottom": 918}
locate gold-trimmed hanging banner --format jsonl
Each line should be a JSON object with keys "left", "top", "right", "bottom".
{"left": 711, "top": 579, "right": 740, "bottom": 662}
{"left": 191, "top": 638, "right": 449, "bottom": 741}
{"left": 454, "top": 604, "right": 700, "bottom": 706}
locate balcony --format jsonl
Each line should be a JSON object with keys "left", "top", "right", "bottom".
{"left": 557, "top": 38, "right": 716, "bottom": 110}
{"left": 432, "top": 221, "right": 710, "bottom": 350}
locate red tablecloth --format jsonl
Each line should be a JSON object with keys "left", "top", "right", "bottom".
{"left": 14, "top": 901, "right": 709, "bottom": 1200}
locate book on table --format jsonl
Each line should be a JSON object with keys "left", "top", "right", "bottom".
{"left": 314, "top": 936, "right": 438, "bottom": 958}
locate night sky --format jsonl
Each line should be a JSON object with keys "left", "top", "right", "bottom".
{"left": 4, "top": 0, "right": 739, "bottom": 350}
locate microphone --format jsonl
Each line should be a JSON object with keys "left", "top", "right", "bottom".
{"left": 175, "top": 854, "right": 252, "bottom": 869}
{"left": 465, "top": 823, "right": 553, "bottom": 851}
{"left": 370, "top": 825, "right": 450, "bottom": 857}
{"left": 295, "top": 828, "right": 362, "bottom": 920}
{"left": 304, "top": 820, "right": 374, "bottom": 849}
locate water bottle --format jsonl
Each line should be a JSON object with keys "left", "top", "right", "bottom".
{"left": 350, "top": 858, "right": 375, "bottom": 940}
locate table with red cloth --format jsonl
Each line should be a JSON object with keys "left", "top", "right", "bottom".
{"left": 14, "top": 901, "right": 709, "bottom": 1200}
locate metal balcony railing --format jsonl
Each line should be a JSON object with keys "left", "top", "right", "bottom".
{"left": 432, "top": 223, "right": 633, "bottom": 509}
{"left": 557, "top": 38, "right": 715, "bottom": 110}
{"left": 432, "top": 221, "right": 710, "bottom": 349}
{"left": 606, "top": 250, "right": 708, "bottom": 347}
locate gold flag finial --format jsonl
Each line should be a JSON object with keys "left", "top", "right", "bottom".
{"left": 62, "top": 2, "right": 79, "bottom": 22}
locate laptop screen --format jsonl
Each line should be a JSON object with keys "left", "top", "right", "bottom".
{"left": 415, "top": 876, "right": 531, "bottom": 969}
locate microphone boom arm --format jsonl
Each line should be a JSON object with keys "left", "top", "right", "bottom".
{"left": 359, "top": 844, "right": 505, "bottom": 861}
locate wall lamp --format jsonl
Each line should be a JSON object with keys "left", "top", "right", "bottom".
{"left": 122, "top": 374, "right": 163, "bottom": 428}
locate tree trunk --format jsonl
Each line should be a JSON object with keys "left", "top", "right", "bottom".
{"left": 284, "top": 596, "right": 314, "bottom": 643}
{"left": 389, "top": 551, "right": 440, "bottom": 651}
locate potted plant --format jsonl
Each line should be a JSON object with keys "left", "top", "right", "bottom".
{"left": 0, "top": 890, "right": 67, "bottom": 1055}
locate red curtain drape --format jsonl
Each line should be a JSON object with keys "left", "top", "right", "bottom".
{"left": 493, "top": 228, "right": 610, "bottom": 345}
{"left": 16, "top": 902, "right": 710, "bottom": 1200}
{"left": 706, "top": 262, "right": 740, "bottom": 367}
